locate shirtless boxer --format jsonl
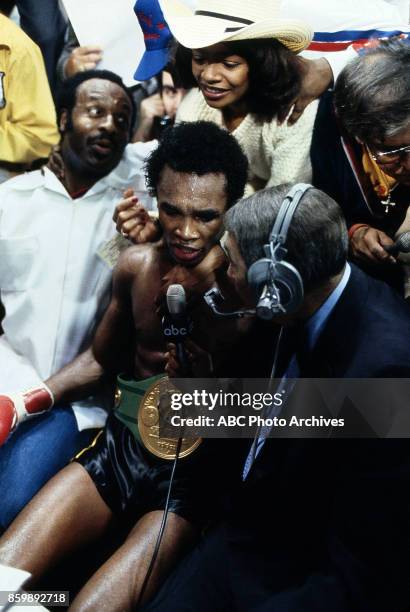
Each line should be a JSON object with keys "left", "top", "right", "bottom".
{"left": 0, "top": 121, "right": 249, "bottom": 611}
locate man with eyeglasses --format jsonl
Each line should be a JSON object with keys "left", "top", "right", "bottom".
{"left": 313, "top": 38, "right": 410, "bottom": 291}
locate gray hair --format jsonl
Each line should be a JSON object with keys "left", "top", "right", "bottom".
{"left": 224, "top": 184, "right": 348, "bottom": 293}
{"left": 334, "top": 38, "right": 410, "bottom": 144}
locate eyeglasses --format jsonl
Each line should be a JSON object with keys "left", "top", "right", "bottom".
{"left": 369, "top": 143, "right": 410, "bottom": 166}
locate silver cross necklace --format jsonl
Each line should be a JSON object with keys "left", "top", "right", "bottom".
{"left": 380, "top": 183, "right": 399, "bottom": 214}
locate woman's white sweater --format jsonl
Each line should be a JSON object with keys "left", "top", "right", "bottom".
{"left": 176, "top": 88, "right": 319, "bottom": 196}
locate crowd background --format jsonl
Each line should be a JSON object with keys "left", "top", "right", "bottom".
{"left": 0, "top": 1, "right": 410, "bottom": 610}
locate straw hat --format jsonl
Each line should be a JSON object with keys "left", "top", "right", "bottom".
{"left": 161, "top": 0, "right": 312, "bottom": 53}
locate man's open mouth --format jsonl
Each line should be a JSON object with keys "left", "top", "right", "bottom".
{"left": 89, "top": 139, "right": 115, "bottom": 158}
{"left": 171, "top": 243, "right": 203, "bottom": 263}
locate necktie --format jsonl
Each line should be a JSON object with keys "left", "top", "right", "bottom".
{"left": 242, "top": 324, "right": 306, "bottom": 480}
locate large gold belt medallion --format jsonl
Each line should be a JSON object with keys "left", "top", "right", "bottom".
{"left": 138, "top": 376, "right": 202, "bottom": 460}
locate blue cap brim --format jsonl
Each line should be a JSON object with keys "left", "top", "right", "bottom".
{"left": 134, "top": 48, "right": 169, "bottom": 81}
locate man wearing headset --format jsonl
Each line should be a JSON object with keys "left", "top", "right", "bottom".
{"left": 145, "top": 183, "right": 410, "bottom": 612}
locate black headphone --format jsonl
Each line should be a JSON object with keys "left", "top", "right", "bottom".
{"left": 247, "top": 183, "right": 312, "bottom": 320}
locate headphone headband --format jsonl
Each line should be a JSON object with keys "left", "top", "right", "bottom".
{"left": 269, "top": 183, "right": 312, "bottom": 249}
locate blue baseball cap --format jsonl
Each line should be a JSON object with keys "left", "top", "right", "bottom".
{"left": 134, "top": 0, "right": 174, "bottom": 82}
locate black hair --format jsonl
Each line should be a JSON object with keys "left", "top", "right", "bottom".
{"left": 161, "top": 61, "right": 184, "bottom": 91}
{"left": 225, "top": 184, "right": 348, "bottom": 292}
{"left": 174, "top": 39, "right": 302, "bottom": 122}
{"left": 0, "top": 1, "right": 15, "bottom": 16}
{"left": 55, "top": 69, "right": 137, "bottom": 135}
{"left": 334, "top": 38, "right": 410, "bottom": 144}
{"left": 145, "top": 120, "right": 248, "bottom": 207}
{"left": 154, "top": 64, "right": 185, "bottom": 103}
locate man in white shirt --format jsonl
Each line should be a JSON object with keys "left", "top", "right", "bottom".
{"left": 0, "top": 68, "right": 154, "bottom": 530}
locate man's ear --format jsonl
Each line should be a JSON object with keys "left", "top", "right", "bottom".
{"left": 59, "top": 109, "right": 68, "bottom": 133}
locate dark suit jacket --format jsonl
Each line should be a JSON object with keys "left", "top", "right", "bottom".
{"left": 225, "top": 266, "right": 410, "bottom": 612}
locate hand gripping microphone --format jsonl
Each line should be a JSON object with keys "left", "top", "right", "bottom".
{"left": 163, "top": 284, "right": 193, "bottom": 375}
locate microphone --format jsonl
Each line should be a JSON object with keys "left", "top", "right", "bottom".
{"left": 166, "top": 283, "right": 186, "bottom": 318}
{"left": 204, "top": 287, "right": 256, "bottom": 318}
{"left": 386, "top": 231, "right": 410, "bottom": 256}
{"left": 163, "top": 284, "right": 192, "bottom": 375}
{"left": 159, "top": 115, "right": 172, "bottom": 129}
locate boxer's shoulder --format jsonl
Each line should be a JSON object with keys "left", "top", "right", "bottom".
{"left": 117, "top": 241, "right": 161, "bottom": 269}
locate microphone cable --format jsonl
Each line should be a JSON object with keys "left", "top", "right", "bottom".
{"left": 135, "top": 435, "right": 183, "bottom": 608}
{"left": 137, "top": 284, "right": 190, "bottom": 606}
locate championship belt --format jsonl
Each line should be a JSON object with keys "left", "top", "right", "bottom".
{"left": 114, "top": 374, "right": 201, "bottom": 460}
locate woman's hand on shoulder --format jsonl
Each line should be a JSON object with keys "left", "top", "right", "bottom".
{"left": 278, "top": 57, "right": 333, "bottom": 126}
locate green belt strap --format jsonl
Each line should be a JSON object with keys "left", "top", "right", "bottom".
{"left": 114, "top": 373, "right": 163, "bottom": 443}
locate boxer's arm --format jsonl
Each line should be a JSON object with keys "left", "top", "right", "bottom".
{"left": 0, "top": 253, "right": 138, "bottom": 444}
{"left": 43, "top": 248, "right": 140, "bottom": 400}
{"left": 0, "top": 250, "right": 137, "bottom": 443}
{"left": 44, "top": 347, "right": 107, "bottom": 404}
{"left": 92, "top": 248, "right": 137, "bottom": 373}
{"left": 37, "top": 250, "right": 138, "bottom": 404}
{"left": 0, "top": 329, "right": 123, "bottom": 446}
{"left": 0, "top": 348, "right": 107, "bottom": 445}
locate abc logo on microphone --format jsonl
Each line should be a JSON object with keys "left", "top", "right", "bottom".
{"left": 163, "top": 322, "right": 193, "bottom": 337}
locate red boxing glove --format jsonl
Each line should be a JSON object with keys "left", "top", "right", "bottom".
{"left": 0, "top": 385, "right": 54, "bottom": 446}
{"left": 0, "top": 396, "right": 16, "bottom": 446}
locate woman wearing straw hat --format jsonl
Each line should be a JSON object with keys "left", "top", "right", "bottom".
{"left": 162, "top": 0, "right": 318, "bottom": 196}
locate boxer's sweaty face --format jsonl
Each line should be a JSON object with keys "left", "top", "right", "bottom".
{"left": 157, "top": 166, "right": 227, "bottom": 267}
{"left": 60, "top": 78, "right": 132, "bottom": 177}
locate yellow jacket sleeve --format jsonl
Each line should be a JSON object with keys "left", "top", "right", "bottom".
{"left": 0, "top": 21, "right": 59, "bottom": 164}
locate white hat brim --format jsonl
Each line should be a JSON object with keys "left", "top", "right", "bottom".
{"left": 162, "top": 0, "right": 312, "bottom": 53}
